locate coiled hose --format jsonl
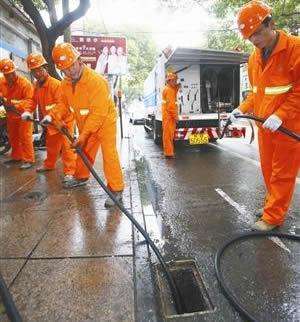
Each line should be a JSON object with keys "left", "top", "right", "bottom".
{"left": 216, "top": 114, "right": 299, "bottom": 322}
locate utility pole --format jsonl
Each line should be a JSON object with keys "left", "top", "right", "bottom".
{"left": 118, "top": 77, "right": 123, "bottom": 139}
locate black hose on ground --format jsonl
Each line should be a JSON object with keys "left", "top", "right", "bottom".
{"left": 219, "top": 114, "right": 300, "bottom": 141}
{"left": 59, "top": 127, "right": 185, "bottom": 314}
{"left": 217, "top": 115, "right": 299, "bottom": 321}
{"left": 4, "top": 108, "right": 185, "bottom": 314}
{"left": 0, "top": 273, "right": 22, "bottom": 322}
{"left": 215, "top": 232, "right": 300, "bottom": 322}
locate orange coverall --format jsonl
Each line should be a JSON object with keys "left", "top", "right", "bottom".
{"left": 50, "top": 66, "right": 124, "bottom": 192}
{"left": 162, "top": 84, "right": 179, "bottom": 157}
{"left": 0, "top": 75, "right": 35, "bottom": 163}
{"left": 34, "top": 76, "right": 76, "bottom": 174}
{"left": 239, "top": 31, "right": 300, "bottom": 226}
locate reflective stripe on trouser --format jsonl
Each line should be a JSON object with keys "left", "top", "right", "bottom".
{"left": 74, "top": 118, "right": 124, "bottom": 191}
{"left": 44, "top": 132, "right": 76, "bottom": 175}
{"left": 7, "top": 116, "right": 35, "bottom": 162}
{"left": 258, "top": 129, "right": 300, "bottom": 225}
{"left": 162, "top": 116, "right": 176, "bottom": 156}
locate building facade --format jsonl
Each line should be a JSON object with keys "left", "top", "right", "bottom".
{"left": 0, "top": 0, "right": 41, "bottom": 77}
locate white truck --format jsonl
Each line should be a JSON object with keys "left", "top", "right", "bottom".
{"left": 143, "top": 47, "right": 249, "bottom": 145}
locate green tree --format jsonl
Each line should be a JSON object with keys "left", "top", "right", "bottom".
{"left": 212, "top": 0, "right": 299, "bottom": 35}
{"left": 207, "top": 0, "right": 299, "bottom": 53}
{"left": 84, "top": 22, "right": 158, "bottom": 103}
{"left": 123, "top": 32, "right": 157, "bottom": 103}
{"left": 12, "top": 0, "right": 90, "bottom": 78}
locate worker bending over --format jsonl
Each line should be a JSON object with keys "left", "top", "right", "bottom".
{"left": 42, "top": 43, "right": 124, "bottom": 207}
{"left": 230, "top": 1, "right": 300, "bottom": 231}
{"left": 25, "top": 53, "right": 76, "bottom": 184}
{"left": 0, "top": 59, "right": 35, "bottom": 169}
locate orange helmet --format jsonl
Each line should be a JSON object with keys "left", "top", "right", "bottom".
{"left": 52, "top": 43, "right": 80, "bottom": 70}
{"left": 237, "top": 1, "right": 272, "bottom": 39}
{"left": 166, "top": 72, "right": 177, "bottom": 81}
{"left": 26, "top": 53, "right": 47, "bottom": 70}
{"left": 0, "top": 58, "right": 16, "bottom": 74}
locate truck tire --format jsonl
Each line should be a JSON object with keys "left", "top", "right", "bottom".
{"left": 144, "top": 125, "right": 151, "bottom": 134}
{"left": 153, "top": 119, "right": 162, "bottom": 145}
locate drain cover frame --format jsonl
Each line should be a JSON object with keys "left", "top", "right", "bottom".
{"left": 23, "top": 191, "right": 48, "bottom": 203}
{"left": 154, "top": 258, "right": 215, "bottom": 319}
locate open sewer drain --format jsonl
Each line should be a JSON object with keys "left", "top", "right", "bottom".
{"left": 155, "top": 259, "right": 215, "bottom": 319}
{"left": 24, "top": 191, "right": 47, "bottom": 202}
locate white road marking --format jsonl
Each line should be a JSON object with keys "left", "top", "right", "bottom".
{"left": 268, "top": 237, "right": 291, "bottom": 253}
{"left": 215, "top": 188, "right": 291, "bottom": 253}
{"left": 210, "top": 143, "right": 300, "bottom": 185}
{"left": 215, "top": 188, "right": 249, "bottom": 216}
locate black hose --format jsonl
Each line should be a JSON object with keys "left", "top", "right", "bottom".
{"left": 0, "top": 273, "right": 22, "bottom": 322}
{"left": 58, "top": 128, "right": 186, "bottom": 314}
{"left": 215, "top": 232, "right": 300, "bottom": 322}
{"left": 219, "top": 115, "right": 300, "bottom": 141}
{"left": 5, "top": 109, "right": 185, "bottom": 314}
{"left": 217, "top": 115, "right": 299, "bottom": 320}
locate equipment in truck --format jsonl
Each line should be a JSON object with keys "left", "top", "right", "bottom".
{"left": 143, "top": 48, "right": 249, "bottom": 146}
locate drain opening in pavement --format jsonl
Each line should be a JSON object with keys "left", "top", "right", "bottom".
{"left": 24, "top": 191, "right": 47, "bottom": 202}
{"left": 155, "top": 259, "right": 214, "bottom": 318}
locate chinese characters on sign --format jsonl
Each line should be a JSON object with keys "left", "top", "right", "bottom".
{"left": 71, "top": 35, "right": 127, "bottom": 75}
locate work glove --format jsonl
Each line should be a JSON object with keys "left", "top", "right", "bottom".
{"left": 262, "top": 114, "right": 282, "bottom": 132}
{"left": 41, "top": 115, "right": 52, "bottom": 126}
{"left": 229, "top": 108, "right": 243, "bottom": 123}
{"left": 21, "top": 111, "right": 33, "bottom": 121}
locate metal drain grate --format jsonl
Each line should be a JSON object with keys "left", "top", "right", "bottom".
{"left": 24, "top": 191, "right": 47, "bottom": 203}
{"left": 155, "top": 259, "right": 215, "bottom": 319}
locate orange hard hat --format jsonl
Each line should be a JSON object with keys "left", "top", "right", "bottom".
{"left": 52, "top": 43, "right": 80, "bottom": 70}
{"left": 0, "top": 58, "right": 16, "bottom": 74}
{"left": 166, "top": 72, "right": 177, "bottom": 81}
{"left": 26, "top": 53, "right": 47, "bottom": 70}
{"left": 237, "top": 1, "right": 272, "bottom": 39}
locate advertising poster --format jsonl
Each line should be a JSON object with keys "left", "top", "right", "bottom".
{"left": 71, "top": 35, "right": 127, "bottom": 75}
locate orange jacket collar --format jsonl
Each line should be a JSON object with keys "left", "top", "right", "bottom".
{"left": 254, "top": 30, "right": 289, "bottom": 64}
{"left": 65, "top": 65, "right": 88, "bottom": 86}
{"left": 35, "top": 75, "right": 51, "bottom": 89}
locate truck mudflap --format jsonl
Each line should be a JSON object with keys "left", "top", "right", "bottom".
{"left": 174, "top": 126, "right": 246, "bottom": 141}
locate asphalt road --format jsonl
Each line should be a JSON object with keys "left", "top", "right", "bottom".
{"left": 131, "top": 123, "right": 299, "bottom": 322}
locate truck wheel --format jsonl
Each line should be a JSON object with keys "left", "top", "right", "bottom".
{"left": 144, "top": 125, "right": 151, "bottom": 134}
{"left": 153, "top": 119, "right": 162, "bottom": 145}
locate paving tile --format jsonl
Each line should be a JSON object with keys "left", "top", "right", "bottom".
{"left": 0, "top": 259, "right": 25, "bottom": 285}
{"left": 33, "top": 208, "right": 133, "bottom": 257}
{"left": 0, "top": 210, "right": 50, "bottom": 258}
{"left": 10, "top": 257, "right": 134, "bottom": 321}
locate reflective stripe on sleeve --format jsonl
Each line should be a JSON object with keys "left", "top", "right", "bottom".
{"left": 252, "top": 86, "right": 257, "bottom": 93}
{"left": 80, "top": 108, "right": 89, "bottom": 116}
{"left": 265, "top": 84, "right": 292, "bottom": 95}
{"left": 45, "top": 104, "right": 55, "bottom": 111}
{"left": 11, "top": 99, "right": 22, "bottom": 104}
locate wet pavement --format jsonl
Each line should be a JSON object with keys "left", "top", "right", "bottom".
{"left": 0, "top": 125, "right": 138, "bottom": 321}
{"left": 131, "top": 124, "right": 299, "bottom": 322}
{"left": 0, "top": 119, "right": 299, "bottom": 321}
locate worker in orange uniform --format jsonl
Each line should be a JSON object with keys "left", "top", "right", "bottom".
{"left": 230, "top": 1, "right": 300, "bottom": 231}
{"left": 41, "top": 43, "right": 124, "bottom": 207}
{"left": 0, "top": 58, "right": 35, "bottom": 169}
{"left": 25, "top": 53, "right": 76, "bottom": 184}
{"left": 162, "top": 72, "right": 180, "bottom": 158}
